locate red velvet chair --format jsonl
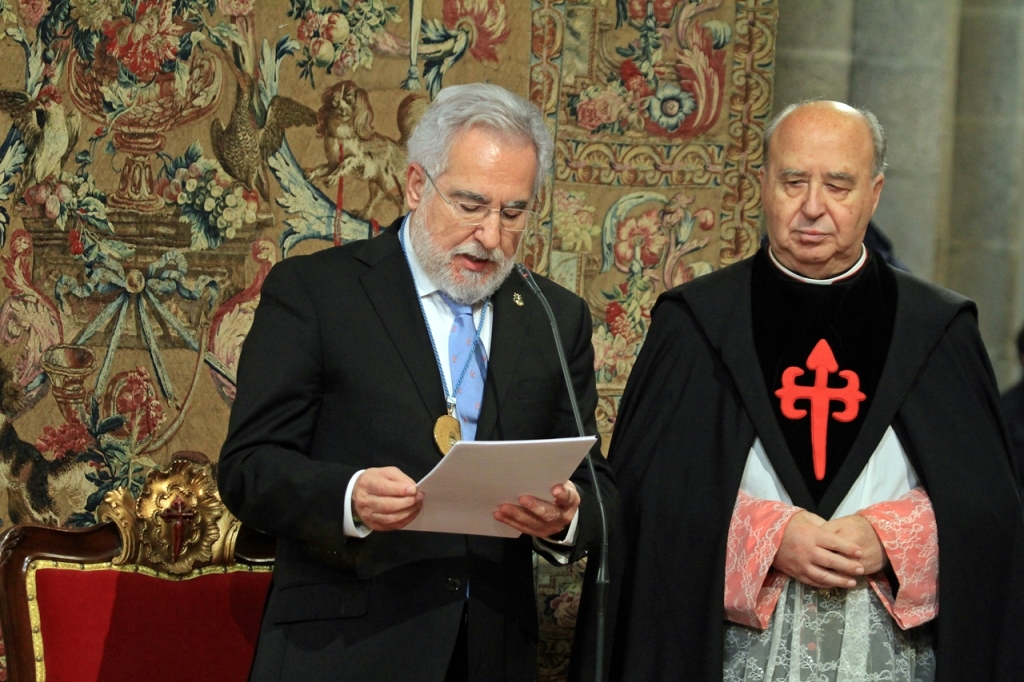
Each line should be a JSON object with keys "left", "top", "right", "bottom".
{"left": 0, "top": 457, "right": 274, "bottom": 682}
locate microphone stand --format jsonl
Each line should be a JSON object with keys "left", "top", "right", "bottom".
{"left": 515, "top": 263, "right": 610, "bottom": 682}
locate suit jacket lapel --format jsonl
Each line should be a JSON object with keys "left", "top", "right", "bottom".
{"left": 680, "top": 259, "right": 817, "bottom": 511}
{"left": 476, "top": 274, "right": 533, "bottom": 441}
{"left": 357, "top": 221, "right": 447, "bottom": 422}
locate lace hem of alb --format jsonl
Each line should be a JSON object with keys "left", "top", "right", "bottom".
{"left": 723, "top": 579, "right": 935, "bottom": 682}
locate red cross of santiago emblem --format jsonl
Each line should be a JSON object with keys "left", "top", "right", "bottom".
{"left": 159, "top": 496, "right": 196, "bottom": 563}
{"left": 774, "top": 339, "right": 866, "bottom": 480}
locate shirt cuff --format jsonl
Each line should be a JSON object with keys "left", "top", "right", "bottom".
{"left": 343, "top": 469, "right": 372, "bottom": 538}
{"left": 533, "top": 509, "right": 579, "bottom": 564}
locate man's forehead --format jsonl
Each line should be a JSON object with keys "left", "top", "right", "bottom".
{"left": 768, "top": 107, "right": 874, "bottom": 176}
{"left": 777, "top": 101, "right": 867, "bottom": 132}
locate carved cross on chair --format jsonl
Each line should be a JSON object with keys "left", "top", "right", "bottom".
{"left": 159, "top": 496, "right": 196, "bottom": 563}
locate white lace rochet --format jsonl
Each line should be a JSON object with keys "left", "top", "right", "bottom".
{"left": 722, "top": 429, "right": 937, "bottom": 682}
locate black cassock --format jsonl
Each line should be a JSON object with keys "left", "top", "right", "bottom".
{"left": 571, "top": 248, "right": 1024, "bottom": 682}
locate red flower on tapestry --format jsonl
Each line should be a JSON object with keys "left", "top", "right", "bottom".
{"left": 36, "top": 418, "right": 94, "bottom": 459}
{"left": 576, "top": 100, "right": 602, "bottom": 132}
{"left": 605, "top": 300, "right": 631, "bottom": 339}
{"left": 17, "top": 0, "right": 47, "bottom": 28}
{"left": 627, "top": 0, "right": 680, "bottom": 26}
{"left": 296, "top": 11, "right": 322, "bottom": 41}
{"left": 443, "top": 0, "right": 511, "bottom": 63}
{"left": 547, "top": 590, "right": 581, "bottom": 628}
{"left": 620, "top": 59, "right": 653, "bottom": 98}
{"left": 111, "top": 368, "right": 166, "bottom": 441}
{"left": 102, "top": 0, "right": 184, "bottom": 81}
{"left": 576, "top": 90, "right": 625, "bottom": 132}
{"left": 216, "top": 0, "right": 254, "bottom": 17}
{"left": 614, "top": 209, "right": 668, "bottom": 269}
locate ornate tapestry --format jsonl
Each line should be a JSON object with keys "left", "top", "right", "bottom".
{"left": 0, "top": 0, "right": 776, "bottom": 678}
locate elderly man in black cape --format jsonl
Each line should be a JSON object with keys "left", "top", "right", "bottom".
{"left": 572, "top": 101, "right": 1024, "bottom": 682}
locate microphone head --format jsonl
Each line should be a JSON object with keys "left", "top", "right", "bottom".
{"left": 514, "top": 262, "right": 543, "bottom": 294}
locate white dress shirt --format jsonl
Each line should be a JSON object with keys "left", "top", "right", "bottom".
{"left": 343, "top": 218, "right": 579, "bottom": 554}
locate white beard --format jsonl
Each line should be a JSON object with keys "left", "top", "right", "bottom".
{"left": 408, "top": 208, "right": 516, "bottom": 305}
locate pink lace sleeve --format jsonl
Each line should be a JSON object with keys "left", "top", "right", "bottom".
{"left": 724, "top": 490, "right": 801, "bottom": 629}
{"left": 858, "top": 487, "right": 939, "bottom": 629}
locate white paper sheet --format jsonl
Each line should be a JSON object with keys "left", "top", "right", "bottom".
{"left": 402, "top": 436, "right": 597, "bottom": 538}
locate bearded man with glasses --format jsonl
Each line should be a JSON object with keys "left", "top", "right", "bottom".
{"left": 219, "top": 83, "right": 617, "bottom": 682}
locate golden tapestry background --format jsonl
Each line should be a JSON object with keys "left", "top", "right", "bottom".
{"left": 0, "top": 0, "right": 776, "bottom": 677}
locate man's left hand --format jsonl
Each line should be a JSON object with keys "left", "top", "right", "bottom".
{"left": 494, "top": 480, "right": 579, "bottom": 539}
{"left": 821, "top": 514, "right": 889, "bottom": 575}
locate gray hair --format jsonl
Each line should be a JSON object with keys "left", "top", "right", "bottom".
{"left": 764, "top": 100, "right": 888, "bottom": 178}
{"left": 406, "top": 83, "right": 554, "bottom": 198}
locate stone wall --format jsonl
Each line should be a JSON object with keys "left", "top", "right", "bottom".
{"left": 775, "top": 0, "right": 1024, "bottom": 388}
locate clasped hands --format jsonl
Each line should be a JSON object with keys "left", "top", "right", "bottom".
{"left": 351, "top": 466, "right": 579, "bottom": 538}
{"left": 772, "top": 510, "right": 889, "bottom": 589}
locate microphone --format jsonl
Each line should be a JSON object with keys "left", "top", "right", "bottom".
{"left": 515, "top": 262, "right": 610, "bottom": 682}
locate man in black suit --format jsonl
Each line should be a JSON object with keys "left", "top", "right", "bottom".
{"left": 219, "top": 83, "right": 615, "bottom": 682}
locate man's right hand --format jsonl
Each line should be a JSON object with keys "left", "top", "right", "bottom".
{"left": 772, "top": 510, "right": 865, "bottom": 589}
{"left": 352, "top": 467, "right": 424, "bottom": 531}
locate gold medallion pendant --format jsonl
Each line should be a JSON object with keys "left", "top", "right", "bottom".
{"left": 433, "top": 413, "right": 461, "bottom": 456}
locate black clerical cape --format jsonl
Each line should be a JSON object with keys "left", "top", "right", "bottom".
{"left": 752, "top": 249, "right": 897, "bottom": 502}
{"left": 571, "top": 251, "right": 1024, "bottom": 682}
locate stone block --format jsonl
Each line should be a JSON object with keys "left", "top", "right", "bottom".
{"left": 851, "top": 64, "right": 956, "bottom": 170}
{"left": 773, "top": 50, "right": 852, "bottom": 110}
{"left": 961, "top": 0, "right": 1024, "bottom": 11}
{"left": 956, "top": 11, "right": 1024, "bottom": 119}
{"left": 853, "top": 0, "right": 960, "bottom": 61}
{"left": 872, "top": 171, "right": 943, "bottom": 279}
{"left": 777, "top": 0, "right": 855, "bottom": 51}
{"left": 950, "top": 117, "right": 1024, "bottom": 243}
{"left": 946, "top": 243, "right": 1016, "bottom": 363}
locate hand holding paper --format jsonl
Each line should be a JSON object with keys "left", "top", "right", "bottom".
{"left": 402, "top": 436, "right": 597, "bottom": 538}
{"left": 351, "top": 466, "right": 424, "bottom": 531}
{"left": 494, "top": 480, "right": 580, "bottom": 538}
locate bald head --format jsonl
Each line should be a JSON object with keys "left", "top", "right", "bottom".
{"left": 759, "top": 101, "right": 886, "bottom": 279}
{"left": 765, "top": 101, "right": 887, "bottom": 179}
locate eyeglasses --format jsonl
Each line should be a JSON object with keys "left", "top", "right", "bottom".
{"left": 422, "top": 169, "right": 538, "bottom": 233}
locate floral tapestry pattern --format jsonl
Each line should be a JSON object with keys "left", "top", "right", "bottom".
{"left": 0, "top": 0, "right": 776, "bottom": 678}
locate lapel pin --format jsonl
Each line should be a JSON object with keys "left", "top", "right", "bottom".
{"left": 513, "top": 292, "right": 524, "bottom": 307}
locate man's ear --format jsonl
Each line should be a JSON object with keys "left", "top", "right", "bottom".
{"left": 406, "top": 164, "right": 425, "bottom": 211}
{"left": 870, "top": 173, "right": 885, "bottom": 214}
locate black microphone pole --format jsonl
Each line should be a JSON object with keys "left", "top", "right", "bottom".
{"left": 515, "top": 263, "right": 609, "bottom": 682}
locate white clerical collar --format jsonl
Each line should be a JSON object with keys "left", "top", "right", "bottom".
{"left": 767, "top": 244, "right": 868, "bottom": 285}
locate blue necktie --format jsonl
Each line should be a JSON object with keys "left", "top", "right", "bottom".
{"left": 440, "top": 293, "right": 486, "bottom": 442}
